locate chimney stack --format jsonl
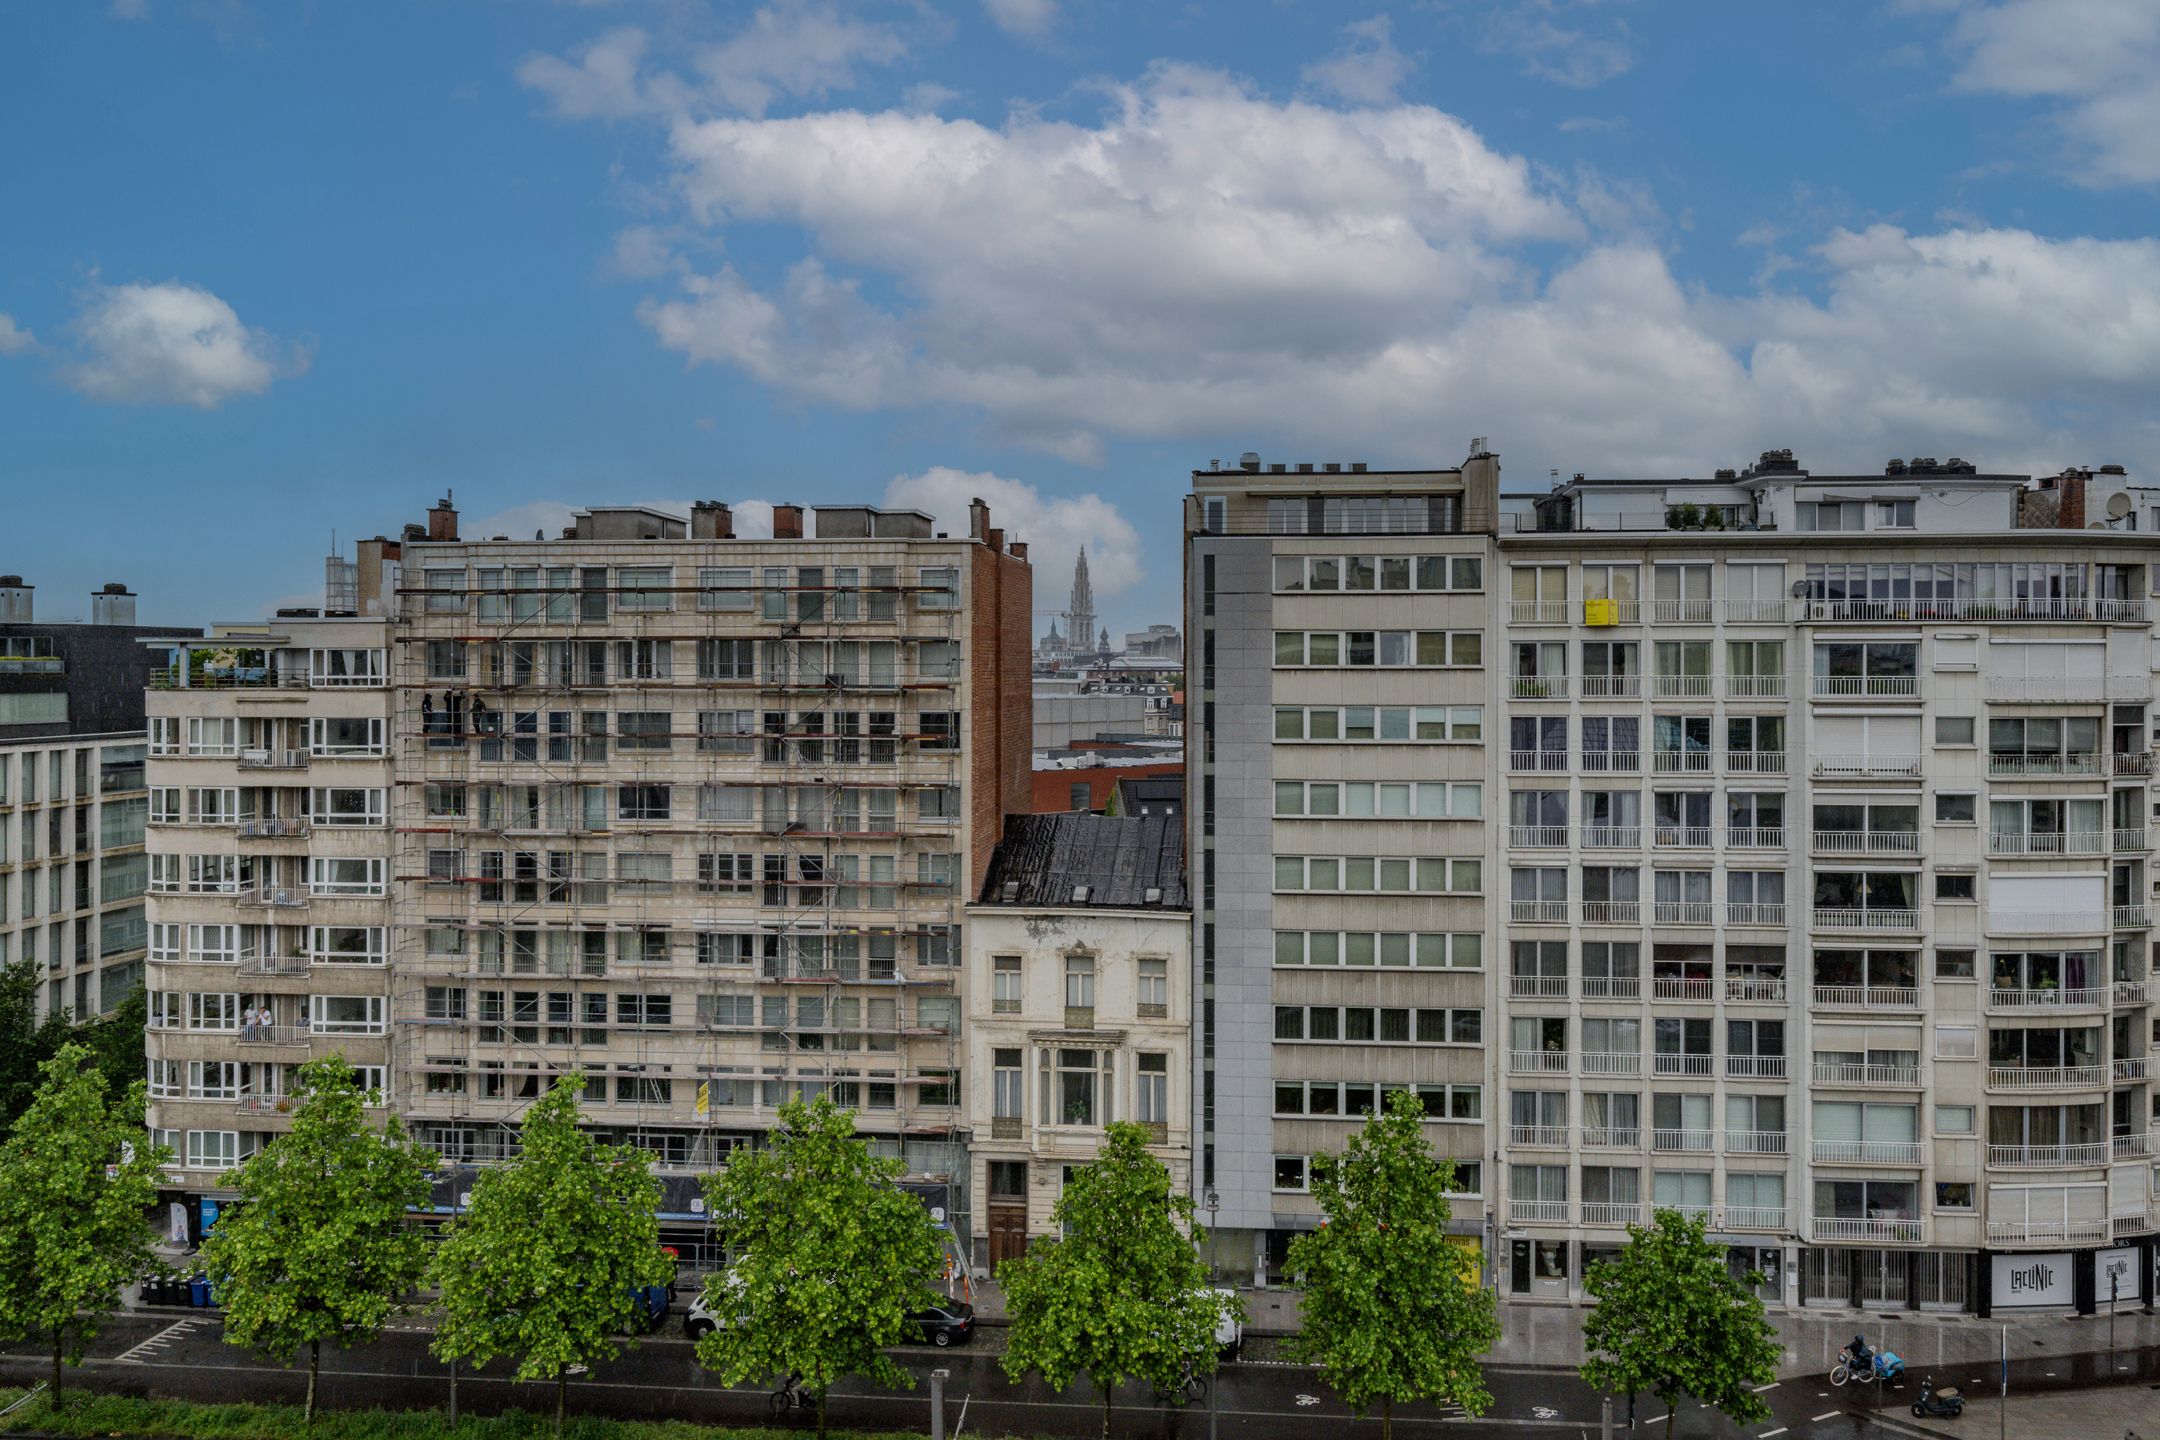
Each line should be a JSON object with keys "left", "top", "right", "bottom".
{"left": 772, "top": 504, "right": 805, "bottom": 540}
{"left": 2058, "top": 470, "right": 2088, "bottom": 530}
{"left": 691, "top": 501, "right": 735, "bottom": 540}
{"left": 0, "top": 576, "right": 31, "bottom": 624}
{"left": 968, "top": 497, "right": 990, "bottom": 541}
{"left": 1009, "top": 541, "right": 1028, "bottom": 561}
{"left": 91, "top": 583, "right": 136, "bottom": 626}
{"left": 984, "top": 526, "right": 1005, "bottom": 552}
{"left": 428, "top": 494, "right": 459, "bottom": 542}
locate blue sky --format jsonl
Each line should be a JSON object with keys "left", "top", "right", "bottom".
{"left": 2, "top": 1, "right": 2156, "bottom": 639}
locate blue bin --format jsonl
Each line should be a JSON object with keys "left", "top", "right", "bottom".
{"left": 188, "top": 1278, "right": 209, "bottom": 1308}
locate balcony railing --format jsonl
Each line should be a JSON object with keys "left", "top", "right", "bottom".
{"left": 1652, "top": 1053, "right": 1715, "bottom": 1077}
{"left": 2114, "top": 979, "right": 2152, "bottom": 1005}
{"left": 1509, "top": 601, "right": 1571, "bottom": 624}
{"left": 1987, "top": 1142, "right": 2109, "bottom": 1169}
{"left": 2114, "top": 829, "right": 2151, "bottom": 853}
{"left": 1987, "top": 1217, "right": 2108, "bottom": 1246}
{"left": 1508, "top": 1125, "right": 1570, "bottom": 1148}
{"left": 235, "top": 818, "right": 311, "bottom": 840}
{"left": 1726, "top": 674, "right": 1786, "bottom": 698}
{"left": 1724, "top": 903, "right": 1788, "bottom": 927}
{"left": 1988, "top": 1065, "right": 2107, "bottom": 1090}
{"left": 1508, "top": 975, "right": 1570, "bottom": 1000}
{"left": 1988, "top": 830, "right": 2106, "bottom": 856}
{"left": 1812, "top": 907, "right": 1919, "bottom": 931}
{"left": 2112, "top": 1210, "right": 2154, "bottom": 1238}
{"left": 1811, "top": 984, "right": 1920, "bottom": 1008}
{"left": 1725, "top": 1055, "right": 1787, "bottom": 1079}
{"left": 1814, "top": 675, "right": 1919, "bottom": 698}
{"left": 1509, "top": 1199, "right": 1572, "bottom": 1224}
{"left": 2112, "top": 1131, "right": 2158, "bottom": 1160}
{"left": 1580, "top": 749, "right": 1641, "bottom": 773}
{"left": 1580, "top": 1052, "right": 1641, "bottom": 1076}
{"left": 1581, "top": 1127, "right": 1640, "bottom": 1148}
{"left": 1653, "top": 826, "right": 1714, "bottom": 849}
{"left": 2112, "top": 1057, "right": 2151, "bottom": 1081}
{"left": 2114, "top": 906, "right": 2152, "bottom": 929}
{"left": 1725, "top": 828, "right": 1786, "bottom": 850}
{"left": 236, "top": 887, "right": 308, "bottom": 909}
{"left": 1581, "top": 977, "right": 1643, "bottom": 1000}
{"left": 1812, "top": 754, "right": 1923, "bottom": 779}
{"left": 1726, "top": 976, "right": 1788, "bottom": 1003}
{"left": 1813, "top": 1215, "right": 1924, "bottom": 1243}
{"left": 1584, "top": 599, "right": 1642, "bottom": 623}
{"left": 1813, "top": 1139, "right": 1923, "bottom": 1164}
{"left": 1987, "top": 753, "right": 2104, "bottom": 778}
{"left": 1651, "top": 976, "right": 1714, "bottom": 1001}
{"left": 236, "top": 954, "right": 309, "bottom": 978}
{"left": 235, "top": 1025, "right": 309, "bottom": 1047}
{"left": 1510, "top": 900, "right": 1570, "bottom": 925}
{"left": 1582, "top": 1202, "right": 1642, "bottom": 1227}
{"left": 1580, "top": 901, "right": 1642, "bottom": 925}
{"left": 2113, "top": 751, "right": 2156, "bottom": 777}
{"left": 1651, "top": 1128, "right": 1715, "bottom": 1153}
{"left": 1726, "top": 1206, "right": 1786, "bottom": 1231}
{"left": 1651, "top": 750, "right": 1713, "bottom": 774}
{"left": 1579, "top": 674, "right": 1642, "bottom": 698}
{"left": 1725, "top": 751, "right": 1787, "bottom": 775}
{"left": 1508, "top": 1049, "right": 1570, "bottom": 1074}
{"left": 1726, "top": 1130, "right": 1789, "bottom": 1155}
{"left": 1724, "top": 599, "right": 1788, "bottom": 624}
{"left": 1652, "top": 901, "right": 1715, "bottom": 926}
{"left": 1510, "top": 676, "right": 1571, "bottom": 700}
{"left": 1812, "top": 1059, "right": 1921, "bottom": 1086}
{"left": 1582, "top": 826, "right": 1641, "bottom": 849}
{"left": 1508, "top": 825, "right": 1570, "bottom": 849}
{"left": 1988, "top": 986, "right": 2105, "bottom": 1010}
{"left": 237, "top": 749, "right": 309, "bottom": 771}
{"left": 1812, "top": 830, "right": 1921, "bottom": 854}
{"left": 1508, "top": 749, "right": 1571, "bottom": 773}
{"left": 1649, "top": 600, "right": 1714, "bottom": 624}
{"left": 1653, "top": 674, "right": 1713, "bottom": 699}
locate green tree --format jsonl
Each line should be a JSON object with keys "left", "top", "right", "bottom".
{"left": 430, "top": 1074, "right": 671, "bottom": 1436}
{"left": 0, "top": 960, "right": 74, "bottom": 1126}
{"left": 1285, "top": 1088, "right": 1499, "bottom": 1438}
{"left": 200, "top": 1056, "right": 436, "bottom": 1425}
{"left": 0, "top": 1043, "right": 168, "bottom": 1402}
{"left": 999, "top": 1121, "right": 1231, "bottom": 1438}
{"left": 693, "top": 1096, "right": 946, "bottom": 1439}
{"left": 74, "top": 987, "right": 149, "bottom": 1122}
{"left": 1580, "top": 1208, "right": 1782, "bottom": 1440}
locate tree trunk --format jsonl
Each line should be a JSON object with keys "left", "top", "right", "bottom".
{"left": 816, "top": 1388, "right": 828, "bottom": 1440}
{"left": 1663, "top": 1396, "right": 1677, "bottom": 1440}
{"left": 556, "top": 1369, "right": 567, "bottom": 1438}
{"left": 448, "top": 1357, "right": 458, "bottom": 1427}
{"left": 1101, "top": 1377, "right": 1113, "bottom": 1439}
{"left": 306, "top": 1337, "right": 320, "bottom": 1426}
{"left": 50, "top": 1327, "right": 63, "bottom": 1405}
{"left": 1383, "top": 1396, "right": 1393, "bottom": 1440}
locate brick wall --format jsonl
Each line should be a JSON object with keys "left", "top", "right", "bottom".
{"left": 1030, "top": 761, "right": 1183, "bottom": 814}
{"left": 968, "top": 544, "right": 1034, "bottom": 896}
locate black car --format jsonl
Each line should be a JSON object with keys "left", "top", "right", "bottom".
{"left": 907, "top": 1300, "right": 976, "bottom": 1348}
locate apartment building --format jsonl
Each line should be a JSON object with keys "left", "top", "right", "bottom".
{"left": 1184, "top": 450, "right": 1501, "bottom": 1281}
{"left": 390, "top": 498, "right": 1031, "bottom": 1245}
{"left": 1, "top": 576, "right": 195, "bottom": 1018}
{"left": 142, "top": 590, "right": 398, "bottom": 1224}
{"left": 1495, "top": 453, "right": 2160, "bottom": 1315}
{"left": 965, "top": 812, "right": 1191, "bottom": 1268}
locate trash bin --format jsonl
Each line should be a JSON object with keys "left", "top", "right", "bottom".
{"left": 188, "top": 1277, "right": 209, "bottom": 1308}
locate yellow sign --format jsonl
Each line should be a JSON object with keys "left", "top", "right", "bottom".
{"left": 1583, "top": 598, "right": 1616, "bottom": 627}
{"left": 695, "top": 1082, "right": 710, "bottom": 1117}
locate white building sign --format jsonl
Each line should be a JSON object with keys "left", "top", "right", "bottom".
{"left": 2098, "top": 1246, "right": 2139, "bottom": 1304}
{"left": 1991, "top": 1252, "right": 2072, "bottom": 1309}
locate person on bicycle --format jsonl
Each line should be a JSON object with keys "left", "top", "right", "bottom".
{"left": 1848, "top": 1334, "right": 1875, "bottom": 1374}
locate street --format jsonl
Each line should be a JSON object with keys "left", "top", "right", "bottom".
{"left": 0, "top": 1308, "right": 2101, "bottom": 1440}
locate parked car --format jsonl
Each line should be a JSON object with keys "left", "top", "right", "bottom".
{"left": 1209, "top": 1287, "right": 1243, "bottom": 1359}
{"left": 905, "top": 1300, "right": 975, "bottom": 1348}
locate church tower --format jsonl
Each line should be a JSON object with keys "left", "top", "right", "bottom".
{"left": 1068, "top": 547, "right": 1097, "bottom": 658}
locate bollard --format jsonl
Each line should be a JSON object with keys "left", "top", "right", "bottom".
{"left": 1601, "top": 1396, "right": 1613, "bottom": 1440}
{"left": 930, "top": 1368, "right": 949, "bottom": 1440}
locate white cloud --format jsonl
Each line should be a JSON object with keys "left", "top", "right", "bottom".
{"left": 1302, "top": 15, "right": 1416, "bottom": 106}
{"left": 883, "top": 467, "right": 1140, "bottom": 605}
{"left": 1934, "top": 0, "right": 2160, "bottom": 185}
{"left": 518, "top": 4, "right": 908, "bottom": 121}
{"left": 61, "top": 281, "right": 303, "bottom": 409}
{"left": 0, "top": 314, "right": 34, "bottom": 356}
{"left": 902, "top": 81, "right": 962, "bottom": 113}
{"left": 982, "top": 0, "right": 1057, "bottom": 44}
{"left": 110, "top": 0, "right": 148, "bottom": 17}
{"left": 1556, "top": 114, "right": 1626, "bottom": 133}
{"left": 1482, "top": 3, "right": 1635, "bottom": 89}
{"left": 606, "top": 225, "right": 680, "bottom": 279}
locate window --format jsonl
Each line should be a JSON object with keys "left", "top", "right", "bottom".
{"left": 1936, "top": 948, "right": 1977, "bottom": 979}
{"left": 992, "top": 955, "right": 1022, "bottom": 1013}
{"left": 309, "top": 857, "right": 385, "bottom": 896}
{"left": 309, "top": 995, "right": 386, "bottom": 1035}
{"left": 616, "top": 565, "right": 672, "bottom": 612}
{"left": 1064, "top": 955, "right": 1095, "bottom": 1010}
{"left": 1935, "top": 1026, "right": 1977, "bottom": 1059}
{"left": 917, "top": 567, "right": 959, "bottom": 610}
{"left": 1936, "top": 1104, "right": 1975, "bottom": 1135}
{"left": 1042, "top": 1047, "right": 1113, "bottom": 1125}
{"left": 1136, "top": 1053, "right": 1169, "bottom": 1125}
{"left": 1935, "top": 793, "right": 1976, "bottom": 824}
{"left": 618, "top": 784, "right": 671, "bottom": 822}
{"left": 1273, "top": 1155, "right": 1308, "bottom": 1192}
{"left": 698, "top": 566, "right": 754, "bottom": 612}
{"left": 1934, "top": 1182, "right": 1975, "bottom": 1210}
{"left": 617, "top": 711, "right": 672, "bottom": 753}
{"left": 1935, "top": 872, "right": 1977, "bottom": 902}
{"left": 1137, "top": 957, "right": 1168, "bottom": 1015}
{"left": 1936, "top": 715, "right": 1975, "bottom": 746}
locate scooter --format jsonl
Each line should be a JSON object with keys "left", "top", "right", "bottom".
{"left": 1911, "top": 1377, "right": 1964, "bottom": 1418}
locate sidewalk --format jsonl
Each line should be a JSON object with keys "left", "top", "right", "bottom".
{"left": 1858, "top": 1378, "right": 2160, "bottom": 1440}
{"left": 968, "top": 1278, "right": 2160, "bottom": 1380}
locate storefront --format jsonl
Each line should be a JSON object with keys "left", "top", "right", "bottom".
{"left": 1976, "top": 1240, "right": 2157, "bottom": 1317}
{"left": 1801, "top": 1247, "right": 1975, "bottom": 1311}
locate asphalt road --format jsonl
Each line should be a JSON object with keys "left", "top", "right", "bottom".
{"left": 0, "top": 1309, "right": 2096, "bottom": 1440}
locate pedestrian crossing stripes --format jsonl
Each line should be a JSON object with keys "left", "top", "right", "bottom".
{"left": 117, "top": 1318, "right": 204, "bottom": 1365}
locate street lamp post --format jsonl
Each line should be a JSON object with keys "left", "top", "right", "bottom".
{"left": 1205, "top": 1188, "right": 1221, "bottom": 1440}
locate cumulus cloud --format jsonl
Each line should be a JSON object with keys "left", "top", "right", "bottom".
{"left": 1934, "top": 0, "right": 2160, "bottom": 185}
{"left": 982, "top": 0, "right": 1057, "bottom": 44}
{"left": 1481, "top": 2, "right": 1636, "bottom": 89}
{"left": 61, "top": 281, "right": 303, "bottom": 409}
{"left": 883, "top": 467, "right": 1140, "bottom": 605}
{"left": 0, "top": 314, "right": 34, "bottom": 356}
{"left": 1302, "top": 15, "right": 1416, "bottom": 106}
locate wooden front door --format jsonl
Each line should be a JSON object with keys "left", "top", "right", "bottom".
{"left": 987, "top": 1204, "right": 1030, "bottom": 1266}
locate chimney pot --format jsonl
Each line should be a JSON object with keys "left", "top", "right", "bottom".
{"left": 2058, "top": 470, "right": 2088, "bottom": 530}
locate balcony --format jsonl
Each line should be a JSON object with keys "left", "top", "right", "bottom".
{"left": 1579, "top": 675, "right": 1642, "bottom": 699}
{"left": 1649, "top": 600, "right": 1714, "bottom": 624}
{"left": 1582, "top": 826, "right": 1642, "bottom": 849}
{"left": 1725, "top": 751, "right": 1787, "bottom": 775}
{"left": 2113, "top": 751, "right": 2155, "bottom": 777}
{"left": 1508, "top": 749, "right": 1571, "bottom": 774}
{"left": 1725, "top": 1055, "right": 1787, "bottom": 1080}
{"left": 1813, "top": 1216, "right": 1924, "bottom": 1244}
{"left": 1651, "top": 1128, "right": 1715, "bottom": 1153}
{"left": 1813, "top": 1139, "right": 1923, "bottom": 1164}
{"left": 1725, "top": 828, "right": 1786, "bottom": 850}
{"left": 237, "top": 749, "right": 309, "bottom": 771}
{"left": 1581, "top": 1127, "right": 1640, "bottom": 1148}
{"left": 236, "top": 818, "right": 311, "bottom": 840}
{"left": 2112, "top": 1210, "right": 2154, "bottom": 1238}
{"left": 1508, "top": 975, "right": 1570, "bottom": 1000}
{"left": 1580, "top": 1052, "right": 1641, "bottom": 1076}
{"left": 236, "top": 887, "right": 308, "bottom": 910}
{"left": 1580, "top": 749, "right": 1642, "bottom": 774}
{"left": 1988, "top": 986, "right": 2106, "bottom": 1011}
{"left": 1508, "top": 1125, "right": 1571, "bottom": 1148}
{"left": 1652, "top": 901, "right": 1715, "bottom": 927}
{"left": 1811, "top": 908, "right": 1919, "bottom": 932}
{"left": 2113, "top": 906, "right": 2152, "bottom": 930}
{"left": 1509, "top": 601, "right": 1571, "bottom": 625}
{"left": 1582, "top": 1202, "right": 1642, "bottom": 1227}
{"left": 235, "top": 1025, "right": 309, "bottom": 1047}
{"left": 1652, "top": 674, "right": 1714, "bottom": 699}
{"left": 1724, "top": 903, "right": 1788, "bottom": 928}
{"left": 1508, "top": 1049, "right": 1571, "bottom": 1074}
{"left": 1987, "top": 1217, "right": 2108, "bottom": 1246}
{"left": 1509, "top": 1199, "right": 1572, "bottom": 1225}
{"left": 1509, "top": 900, "right": 1570, "bottom": 925}
{"left": 1652, "top": 1053, "right": 1715, "bottom": 1077}
{"left": 1725, "top": 1206, "right": 1786, "bottom": 1231}
{"left": 1812, "top": 753, "right": 1923, "bottom": 780}
{"left": 1725, "top": 598, "right": 1789, "bottom": 624}
{"left": 1653, "top": 826, "right": 1715, "bottom": 849}
{"left": 1813, "top": 1059, "right": 1922, "bottom": 1086}
{"left": 1987, "top": 1142, "right": 2109, "bottom": 1169}
{"left": 2112, "top": 1131, "right": 2158, "bottom": 1160}
{"left": 2113, "top": 1057, "right": 2151, "bottom": 1082}
{"left": 1988, "top": 1065, "right": 2107, "bottom": 1091}
{"left": 1581, "top": 901, "right": 1641, "bottom": 925}
{"left": 1811, "top": 984, "right": 1920, "bottom": 1009}
{"left": 1725, "top": 1130, "right": 1789, "bottom": 1156}
{"left": 236, "top": 954, "right": 309, "bottom": 979}
{"left": 2115, "top": 979, "right": 2152, "bottom": 1005}
{"left": 1812, "top": 830, "right": 1920, "bottom": 855}
{"left": 234, "top": 1095, "right": 293, "bottom": 1115}
{"left": 1651, "top": 750, "right": 1713, "bottom": 775}
{"left": 1988, "top": 830, "right": 2105, "bottom": 857}
{"left": 1987, "top": 753, "right": 2104, "bottom": 779}
{"left": 1813, "top": 675, "right": 1919, "bottom": 699}
{"left": 1725, "top": 674, "right": 1786, "bottom": 699}
{"left": 1508, "top": 826, "right": 1570, "bottom": 850}
{"left": 1583, "top": 599, "right": 1642, "bottom": 624}
{"left": 1994, "top": 910, "right": 2108, "bottom": 936}
{"left": 1581, "top": 978, "right": 1642, "bottom": 1002}
{"left": 1510, "top": 676, "right": 1571, "bottom": 701}
{"left": 2114, "top": 829, "right": 2151, "bottom": 853}
{"left": 1726, "top": 976, "right": 1788, "bottom": 1004}
{"left": 1651, "top": 976, "right": 1714, "bottom": 1001}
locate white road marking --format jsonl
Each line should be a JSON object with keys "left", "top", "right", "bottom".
{"left": 117, "top": 1319, "right": 201, "bottom": 1365}
{"left": 1811, "top": 1411, "right": 1842, "bottom": 1422}
{"left": 1296, "top": 1393, "right": 1321, "bottom": 1406}
{"left": 1759, "top": 1428, "right": 1787, "bottom": 1438}
{"left": 1752, "top": 1382, "right": 1780, "bottom": 1392}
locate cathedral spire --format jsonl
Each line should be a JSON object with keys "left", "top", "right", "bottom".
{"left": 1068, "top": 546, "right": 1097, "bottom": 657}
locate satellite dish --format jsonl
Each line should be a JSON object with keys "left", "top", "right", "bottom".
{"left": 2107, "top": 492, "right": 2134, "bottom": 519}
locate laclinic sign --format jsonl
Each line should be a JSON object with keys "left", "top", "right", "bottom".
{"left": 1991, "top": 1252, "right": 2072, "bottom": 1308}
{"left": 2098, "top": 1246, "right": 2139, "bottom": 1303}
